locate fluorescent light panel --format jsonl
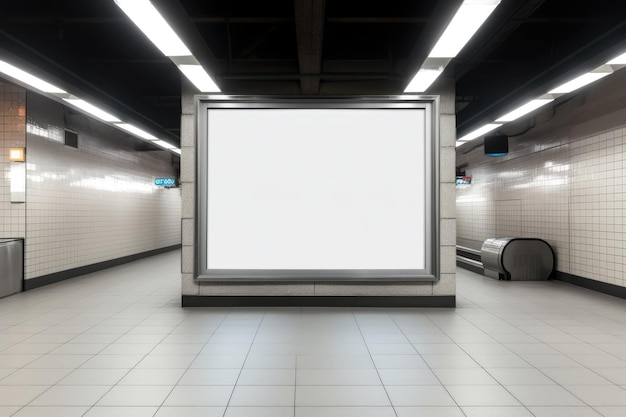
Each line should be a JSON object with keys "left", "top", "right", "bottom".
{"left": 0, "top": 60, "right": 67, "bottom": 94}
{"left": 178, "top": 64, "right": 220, "bottom": 92}
{"left": 549, "top": 72, "right": 610, "bottom": 94}
{"left": 152, "top": 140, "right": 176, "bottom": 150}
{"left": 63, "top": 98, "right": 121, "bottom": 122}
{"left": 457, "top": 123, "right": 502, "bottom": 142}
{"left": 429, "top": 0, "right": 501, "bottom": 58}
{"left": 608, "top": 52, "right": 626, "bottom": 65}
{"left": 496, "top": 98, "right": 553, "bottom": 122}
{"left": 114, "top": 0, "right": 191, "bottom": 57}
{"left": 115, "top": 123, "right": 158, "bottom": 140}
{"left": 404, "top": 68, "right": 443, "bottom": 93}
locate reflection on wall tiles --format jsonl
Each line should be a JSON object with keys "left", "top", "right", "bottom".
{"left": 24, "top": 92, "right": 181, "bottom": 280}
{"left": 0, "top": 82, "right": 26, "bottom": 238}
{"left": 457, "top": 125, "right": 626, "bottom": 288}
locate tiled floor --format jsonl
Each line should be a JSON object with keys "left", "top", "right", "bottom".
{"left": 1, "top": 250, "right": 626, "bottom": 417}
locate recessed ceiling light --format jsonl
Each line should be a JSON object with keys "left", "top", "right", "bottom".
{"left": 607, "top": 52, "right": 626, "bottom": 65}
{"left": 114, "top": 0, "right": 191, "bottom": 57}
{"left": 63, "top": 98, "right": 121, "bottom": 122}
{"left": 429, "top": 0, "right": 502, "bottom": 58}
{"left": 152, "top": 140, "right": 176, "bottom": 150}
{"left": 495, "top": 99, "right": 554, "bottom": 122}
{"left": 178, "top": 65, "right": 221, "bottom": 92}
{"left": 457, "top": 123, "right": 502, "bottom": 142}
{"left": 548, "top": 72, "right": 611, "bottom": 94}
{"left": 404, "top": 68, "right": 444, "bottom": 93}
{"left": 0, "top": 60, "right": 67, "bottom": 94}
{"left": 115, "top": 123, "right": 158, "bottom": 140}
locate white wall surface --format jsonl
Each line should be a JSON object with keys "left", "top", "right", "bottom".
{"left": 457, "top": 69, "right": 626, "bottom": 287}
{"left": 0, "top": 82, "right": 26, "bottom": 238}
{"left": 20, "top": 91, "right": 181, "bottom": 280}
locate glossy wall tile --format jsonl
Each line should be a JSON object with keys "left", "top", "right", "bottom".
{"left": 0, "top": 82, "right": 26, "bottom": 238}
{"left": 457, "top": 122, "right": 626, "bottom": 287}
{"left": 22, "top": 92, "right": 181, "bottom": 280}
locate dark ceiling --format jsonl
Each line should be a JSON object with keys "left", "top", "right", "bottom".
{"left": 1, "top": 0, "right": 625, "bottom": 147}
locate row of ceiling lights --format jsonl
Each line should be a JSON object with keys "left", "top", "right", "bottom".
{"left": 0, "top": 0, "right": 501, "bottom": 155}
{"left": 1, "top": 0, "right": 623, "bottom": 153}
{"left": 456, "top": 55, "right": 626, "bottom": 145}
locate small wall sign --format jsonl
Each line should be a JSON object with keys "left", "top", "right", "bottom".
{"left": 155, "top": 177, "right": 177, "bottom": 187}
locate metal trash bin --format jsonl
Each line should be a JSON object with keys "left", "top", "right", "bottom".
{"left": 481, "top": 238, "right": 554, "bottom": 280}
{"left": 0, "top": 238, "right": 23, "bottom": 298}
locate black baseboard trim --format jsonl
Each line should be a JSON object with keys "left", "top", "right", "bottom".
{"left": 24, "top": 244, "right": 181, "bottom": 291}
{"left": 182, "top": 295, "right": 456, "bottom": 308}
{"left": 553, "top": 271, "right": 626, "bottom": 300}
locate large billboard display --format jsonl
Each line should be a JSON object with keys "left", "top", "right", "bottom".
{"left": 196, "top": 97, "right": 439, "bottom": 281}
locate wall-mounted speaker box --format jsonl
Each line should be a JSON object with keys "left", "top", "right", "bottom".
{"left": 484, "top": 135, "right": 508, "bottom": 156}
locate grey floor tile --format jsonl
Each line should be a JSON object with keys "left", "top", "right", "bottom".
{"left": 82, "top": 407, "right": 158, "bottom": 417}
{"left": 446, "top": 385, "right": 521, "bottom": 407}
{"left": 528, "top": 406, "right": 603, "bottom": 417}
{"left": 118, "top": 369, "right": 185, "bottom": 385}
{"left": 297, "top": 355, "right": 374, "bottom": 369}
{"left": 540, "top": 367, "right": 613, "bottom": 385}
{"left": 432, "top": 368, "right": 499, "bottom": 385}
{"left": 507, "top": 385, "right": 585, "bottom": 406}
{"left": 295, "top": 407, "right": 395, "bottom": 417}
{"left": 0, "top": 406, "right": 20, "bottom": 416}
{"left": 225, "top": 406, "right": 294, "bottom": 417}
{"left": 190, "top": 355, "right": 246, "bottom": 369}
{"left": 377, "top": 368, "right": 440, "bottom": 385}
{"left": 371, "top": 354, "right": 428, "bottom": 369}
{"left": 238, "top": 368, "right": 295, "bottom": 385}
{"left": 79, "top": 355, "right": 144, "bottom": 369}
{"left": 0, "top": 355, "right": 42, "bottom": 368}
{"left": 421, "top": 354, "right": 480, "bottom": 368}
{"left": 153, "top": 406, "right": 225, "bottom": 417}
{"left": 594, "top": 407, "right": 626, "bottom": 417}
{"left": 58, "top": 368, "right": 128, "bottom": 386}
{"left": 395, "top": 407, "right": 466, "bottom": 417}
{"left": 178, "top": 368, "right": 240, "bottom": 385}
{"left": 0, "top": 369, "right": 72, "bottom": 385}
{"left": 97, "top": 385, "right": 173, "bottom": 406}
{"left": 99, "top": 343, "right": 156, "bottom": 355}
{"left": 163, "top": 386, "right": 233, "bottom": 406}
{"left": 564, "top": 385, "right": 626, "bottom": 406}
{"left": 296, "top": 386, "right": 391, "bottom": 406}
{"left": 243, "top": 354, "right": 296, "bottom": 369}
{"left": 385, "top": 385, "right": 456, "bottom": 406}
{"left": 135, "top": 354, "right": 196, "bottom": 369}
{"left": 461, "top": 406, "right": 534, "bottom": 417}
{"left": 229, "top": 385, "right": 295, "bottom": 406}
{"left": 487, "top": 367, "right": 555, "bottom": 385}
{"left": 11, "top": 406, "right": 88, "bottom": 417}
{"left": 296, "top": 369, "right": 380, "bottom": 386}
{"left": 0, "top": 386, "right": 50, "bottom": 406}
{"left": 30, "top": 386, "right": 110, "bottom": 406}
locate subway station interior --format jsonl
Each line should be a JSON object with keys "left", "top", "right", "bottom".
{"left": 1, "top": 0, "right": 626, "bottom": 416}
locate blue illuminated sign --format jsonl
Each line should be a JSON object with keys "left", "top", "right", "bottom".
{"left": 155, "top": 178, "right": 176, "bottom": 187}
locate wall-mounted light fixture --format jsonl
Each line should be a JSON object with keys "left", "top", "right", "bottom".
{"left": 9, "top": 148, "right": 26, "bottom": 203}
{"left": 9, "top": 147, "right": 25, "bottom": 162}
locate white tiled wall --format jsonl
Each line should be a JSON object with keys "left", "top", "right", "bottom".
{"left": 457, "top": 70, "right": 626, "bottom": 287}
{"left": 0, "top": 82, "right": 26, "bottom": 238}
{"left": 23, "top": 92, "right": 181, "bottom": 280}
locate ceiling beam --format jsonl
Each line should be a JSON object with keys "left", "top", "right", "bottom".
{"left": 455, "top": 0, "right": 548, "bottom": 79}
{"left": 294, "top": 0, "right": 325, "bottom": 94}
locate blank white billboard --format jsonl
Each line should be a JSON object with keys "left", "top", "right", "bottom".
{"left": 196, "top": 98, "right": 437, "bottom": 281}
